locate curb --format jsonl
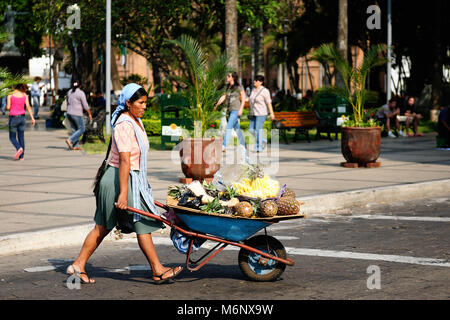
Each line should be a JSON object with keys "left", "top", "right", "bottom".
{"left": 300, "top": 179, "right": 450, "bottom": 214}
{"left": 0, "top": 223, "right": 170, "bottom": 257}
{"left": 1, "top": 179, "right": 449, "bottom": 256}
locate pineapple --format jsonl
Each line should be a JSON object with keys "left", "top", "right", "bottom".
{"left": 281, "top": 188, "right": 296, "bottom": 199}
{"left": 233, "top": 201, "right": 253, "bottom": 218}
{"left": 276, "top": 198, "right": 301, "bottom": 215}
{"left": 260, "top": 200, "right": 278, "bottom": 217}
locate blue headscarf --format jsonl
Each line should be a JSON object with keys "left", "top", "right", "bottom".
{"left": 111, "top": 83, "right": 143, "bottom": 127}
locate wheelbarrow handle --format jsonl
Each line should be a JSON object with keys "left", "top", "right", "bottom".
{"left": 154, "top": 200, "right": 169, "bottom": 210}
{"left": 114, "top": 202, "right": 172, "bottom": 225}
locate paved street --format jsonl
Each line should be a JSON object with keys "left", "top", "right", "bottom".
{"left": 1, "top": 196, "right": 448, "bottom": 301}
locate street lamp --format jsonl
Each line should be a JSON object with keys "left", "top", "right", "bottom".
{"left": 105, "top": 0, "right": 111, "bottom": 135}
{"left": 387, "top": 0, "right": 392, "bottom": 103}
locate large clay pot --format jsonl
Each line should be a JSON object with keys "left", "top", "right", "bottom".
{"left": 179, "top": 137, "right": 222, "bottom": 180}
{"left": 341, "top": 127, "right": 381, "bottom": 165}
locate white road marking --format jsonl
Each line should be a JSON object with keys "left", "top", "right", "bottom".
{"left": 284, "top": 248, "right": 450, "bottom": 268}
{"left": 350, "top": 215, "right": 450, "bottom": 222}
{"left": 126, "top": 265, "right": 151, "bottom": 271}
{"left": 272, "top": 236, "right": 299, "bottom": 240}
{"left": 24, "top": 266, "right": 60, "bottom": 272}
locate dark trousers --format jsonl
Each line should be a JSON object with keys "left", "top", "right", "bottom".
{"left": 437, "top": 123, "right": 450, "bottom": 146}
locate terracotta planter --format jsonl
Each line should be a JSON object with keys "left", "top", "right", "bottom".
{"left": 179, "top": 137, "right": 222, "bottom": 181}
{"left": 341, "top": 126, "right": 381, "bottom": 166}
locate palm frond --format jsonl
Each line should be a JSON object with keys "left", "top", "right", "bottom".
{"left": 311, "top": 44, "right": 386, "bottom": 125}
{"left": 167, "top": 35, "right": 230, "bottom": 135}
{"left": 0, "top": 68, "right": 31, "bottom": 98}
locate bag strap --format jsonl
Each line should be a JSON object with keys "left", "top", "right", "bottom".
{"left": 92, "top": 113, "right": 120, "bottom": 194}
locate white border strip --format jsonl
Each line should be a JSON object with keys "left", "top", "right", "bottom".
{"left": 350, "top": 215, "right": 450, "bottom": 222}
{"left": 299, "top": 179, "right": 450, "bottom": 214}
{"left": 285, "top": 247, "right": 450, "bottom": 268}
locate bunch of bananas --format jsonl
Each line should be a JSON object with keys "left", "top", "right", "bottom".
{"left": 232, "top": 175, "right": 280, "bottom": 199}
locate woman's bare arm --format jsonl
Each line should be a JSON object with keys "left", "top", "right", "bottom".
{"left": 116, "top": 152, "right": 131, "bottom": 210}
{"left": 238, "top": 90, "right": 246, "bottom": 117}
{"left": 214, "top": 94, "right": 226, "bottom": 110}
{"left": 25, "top": 95, "right": 35, "bottom": 125}
{"left": 5, "top": 95, "right": 10, "bottom": 110}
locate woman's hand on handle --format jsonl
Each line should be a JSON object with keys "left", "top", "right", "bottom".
{"left": 116, "top": 192, "right": 128, "bottom": 210}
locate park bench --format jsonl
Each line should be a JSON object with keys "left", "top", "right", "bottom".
{"left": 273, "top": 111, "right": 318, "bottom": 143}
{"left": 315, "top": 92, "right": 349, "bottom": 140}
{"left": 160, "top": 94, "right": 192, "bottom": 150}
{"left": 81, "top": 107, "right": 106, "bottom": 144}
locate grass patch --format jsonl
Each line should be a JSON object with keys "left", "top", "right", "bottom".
{"left": 81, "top": 135, "right": 179, "bottom": 154}
{"left": 82, "top": 120, "right": 437, "bottom": 155}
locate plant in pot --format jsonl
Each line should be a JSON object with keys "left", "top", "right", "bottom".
{"left": 310, "top": 43, "right": 387, "bottom": 167}
{"left": 167, "top": 35, "right": 230, "bottom": 182}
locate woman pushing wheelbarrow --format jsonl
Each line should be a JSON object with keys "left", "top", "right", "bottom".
{"left": 66, "top": 83, "right": 182, "bottom": 285}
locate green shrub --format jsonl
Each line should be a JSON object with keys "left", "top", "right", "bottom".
{"left": 142, "top": 119, "right": 161, "bottom": 136}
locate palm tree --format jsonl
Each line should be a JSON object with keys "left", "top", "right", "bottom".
{"left": 167, "top": 35, "right": 230, "bottom": 135}
{"left": 335, "top": 0, "right": 348, "bottom": 89}
{"left": 337, "top": 0, "right": 348, "bottom": 61}
{"left": 311, "top": 43, "right": 387, "bottom": 126}
{"left": 225, "top": 0, "right": 239, "bottom": 72}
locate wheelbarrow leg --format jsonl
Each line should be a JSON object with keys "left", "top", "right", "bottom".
{"left": 185, "top": 239, "right": 228, "bottom": 272}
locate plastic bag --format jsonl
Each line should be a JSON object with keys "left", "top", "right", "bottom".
{"left": 170, "top": 228, "right": 206, "bottom": 254}
{"left": 212, "top": 163, "right": 283, "bottom": 200}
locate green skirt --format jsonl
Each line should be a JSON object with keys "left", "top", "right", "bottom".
{"left": 93, "top": 165, "right": 165, "bottom": 234}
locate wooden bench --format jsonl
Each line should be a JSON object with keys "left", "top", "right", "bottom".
{"left": 273, "top": 111, "right": 318, "bottom": 143}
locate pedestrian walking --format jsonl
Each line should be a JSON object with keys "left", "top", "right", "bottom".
{"left": 65, "top": 81, "right": 92, "bottom": 150}
{"left": 66, "top": 83, "right": 183, "bottom": 285}
{"left": 30, "top": 76, "right": 44, "bottom": 119}
{"left": 215, "top": 72, "right": 246, "bottom": 152}
{"left": 5, "top": 83, "right": 35, "bottom": 160}
{"left": 1, "top": 95, "right": 6, "bottom": 115}
{"left": 248, "top": 75, "right": 275, "bottom": 152}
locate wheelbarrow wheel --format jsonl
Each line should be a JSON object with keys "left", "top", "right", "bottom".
{"left": 238, "top": 235, "right": 286, "bottom": 282}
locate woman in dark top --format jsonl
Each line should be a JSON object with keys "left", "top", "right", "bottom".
{"left": 215, "top": 72, "right": 246, "bottom": 152}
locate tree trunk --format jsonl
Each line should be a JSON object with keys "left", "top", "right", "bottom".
{"left": 336, "top": 0, "right": 348, "bottom": 88}
{"left": 225, "top": 0, "right": 239, "bottom": 72}
{"left": 431, "top": 0, "right": 443, "bottom": 109}
{"left": 111, "top": 47, "right": 121, "bottom": 91}
{"left": 253, "top": 27, "right": 264, "bottom": 77}
{"left": 152, "top": 62, "right": 162, "bottom": 94}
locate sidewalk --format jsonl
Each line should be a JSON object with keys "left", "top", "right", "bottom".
{"left": 1, "top": 109, "right": 449, "bottom": 255}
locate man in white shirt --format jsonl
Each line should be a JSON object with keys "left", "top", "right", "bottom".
{"left": 376, "top": 98, "right": 406, "bottom": 138}
{"left": 31, "top": 77, "right": 44, "bottom": 119}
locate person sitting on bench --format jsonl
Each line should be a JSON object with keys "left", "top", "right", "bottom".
{"left": 403, "top": 97, "right": 423, "bottom": 137}
{"left": 375, "top": 98, "right": 406, "bottom": 138}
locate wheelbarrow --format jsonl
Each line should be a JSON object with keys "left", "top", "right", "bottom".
{"left": 122, "top": 199, "right": 305, "bottom": 282}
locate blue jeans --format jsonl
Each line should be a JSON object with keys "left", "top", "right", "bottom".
{"left": 223, "top": 110, "right": 246, "bottom": 148}
{"left": 248, "top": 115, "right": 267, "bottom": 152}
{"left": 32, "top": 96, "right": 40, "bottom": 118}
{"left": 9, "top": 115, "right": 26, "bottom": 159}
{"left": 67, "top": 114, "right": 85, "bottom": 147}
{"left": 1, "top": 96, "right": 6, "bottom": 114}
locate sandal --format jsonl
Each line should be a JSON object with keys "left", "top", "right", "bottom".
{"left": 66, "top": 264, "right": 95, "bottom": 284}
{"left": 66, "top": 139, "right": 74, "bottom": 150}
{"left": 152, "top": 266, "right": 183, "bottom": 285}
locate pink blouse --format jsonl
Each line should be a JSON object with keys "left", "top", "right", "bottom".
{"left": 108, "top": 117, "right": 149, "bottom": 171}
{"left": 9, "top": 94, "right": 27, "bottom": 116}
